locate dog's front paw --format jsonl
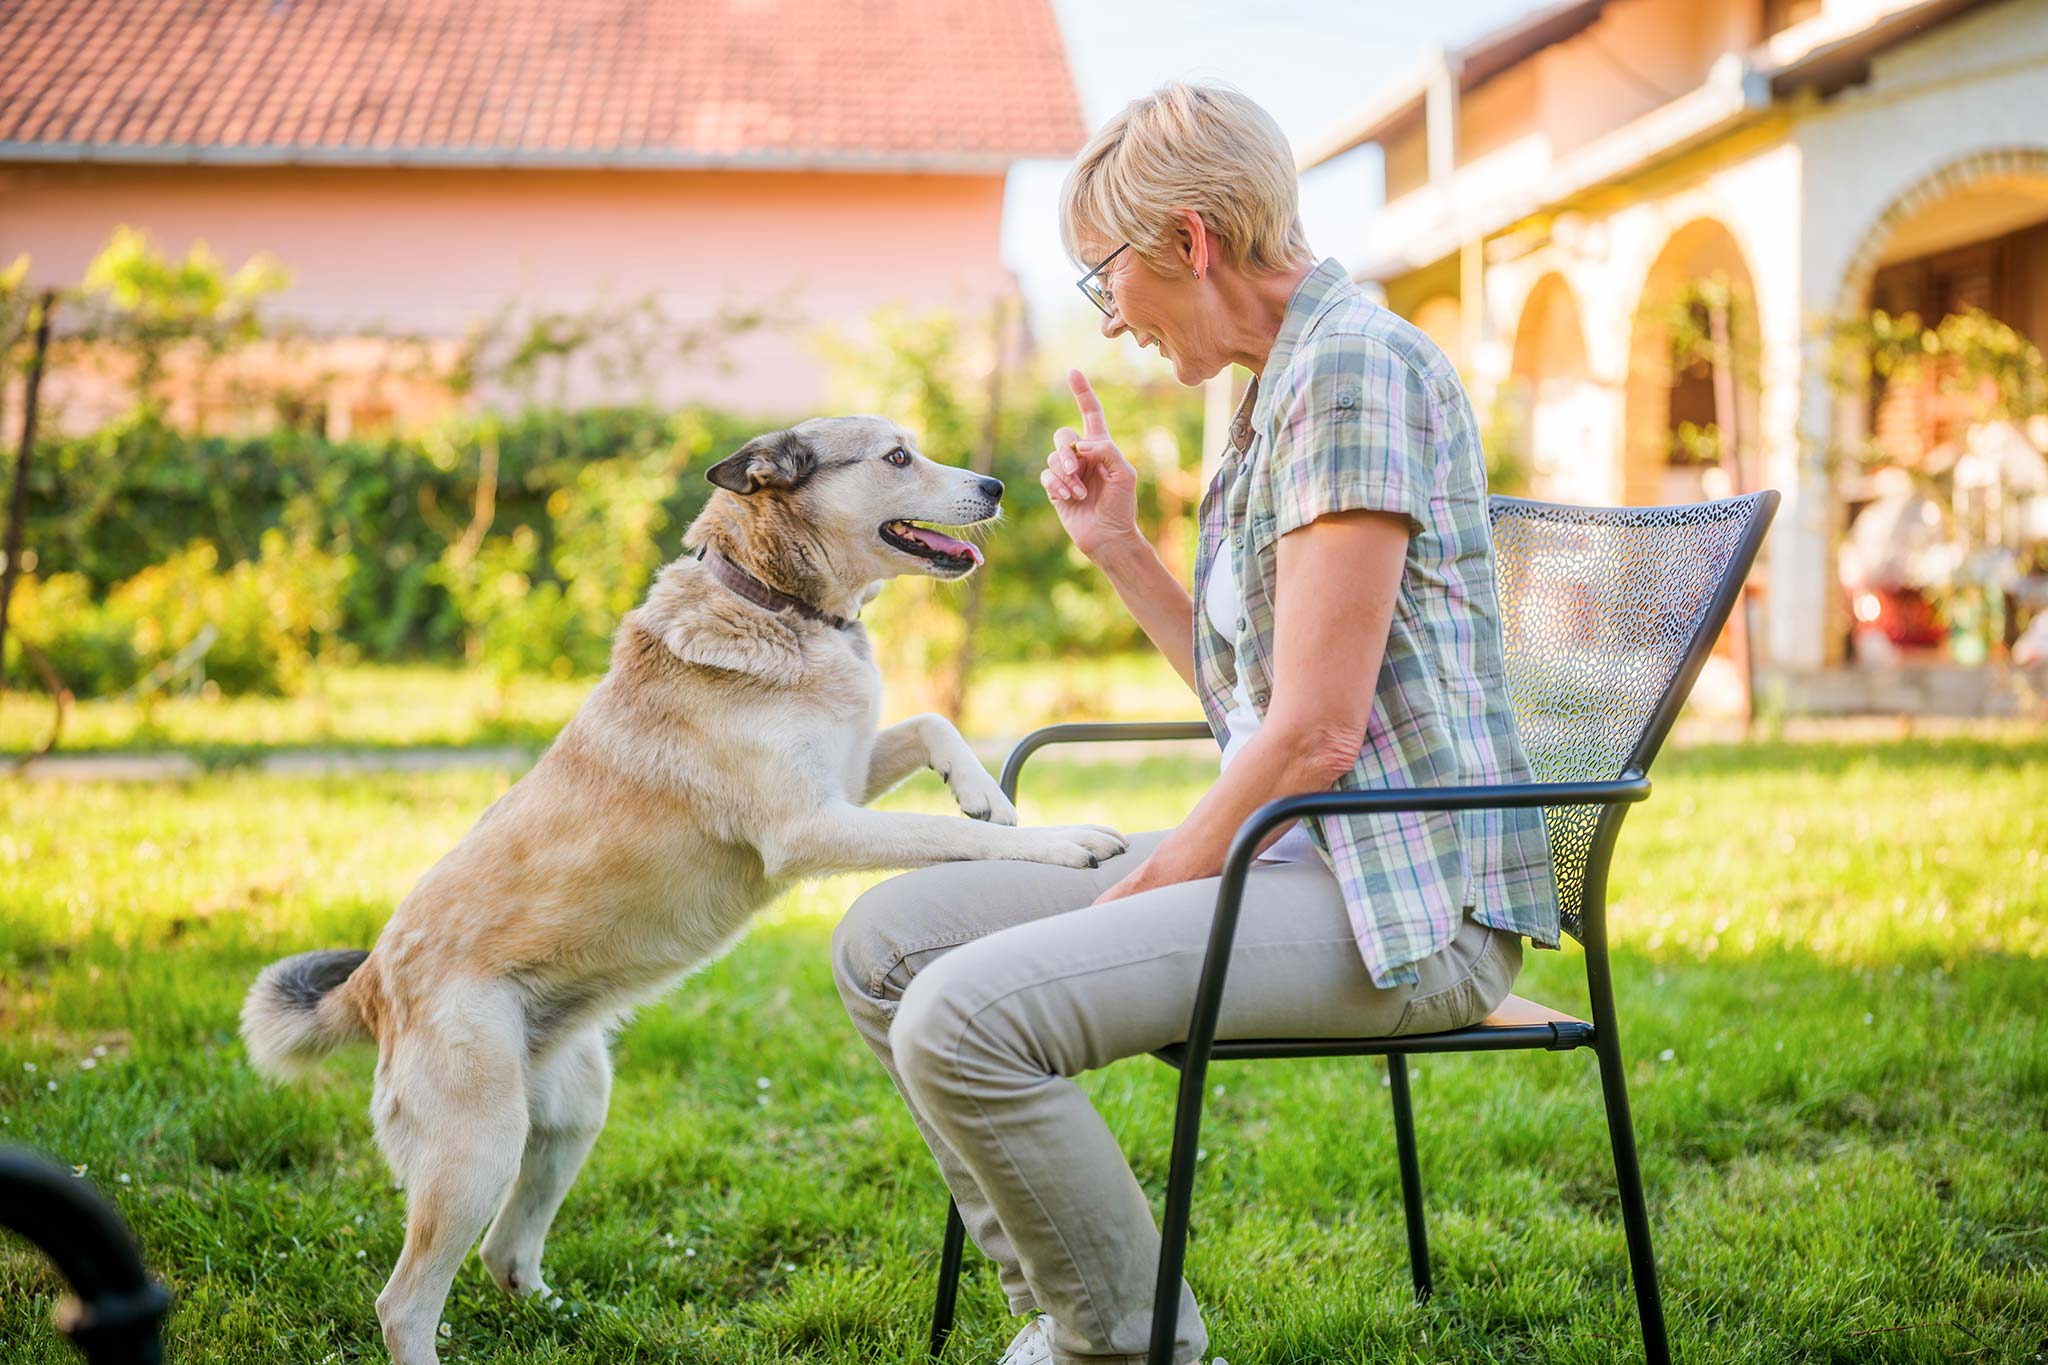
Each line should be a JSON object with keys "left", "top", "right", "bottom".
{"left": 946, "top": 770, "right": 1018, "bottom": 826}
{"left": 958, "top": 773, "right": 1024, "bottom": 826}
{"left": 1015, "top": 823, "right": 1128, "bottom": 869}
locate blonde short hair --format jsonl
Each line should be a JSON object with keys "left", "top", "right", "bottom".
{"left": 1060, "top": 81, "right": 1311, "bottom": 277}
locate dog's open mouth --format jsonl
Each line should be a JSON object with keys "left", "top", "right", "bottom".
{"left": 879, "top": 519, "right": 984, "bottom": 573}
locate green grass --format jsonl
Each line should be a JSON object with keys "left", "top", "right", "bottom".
{"left": 2, "top": 738, "right": 2045, "bottom": 1362}
{"left": 0, "top": 657, "right": 1195, "bottom": 762}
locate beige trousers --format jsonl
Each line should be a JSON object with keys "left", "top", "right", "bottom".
{"left": 831, "top": 830, "right": 1521, "bottom": 1365}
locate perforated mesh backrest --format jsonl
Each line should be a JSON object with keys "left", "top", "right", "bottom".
{"left": 1489, "top": 493, "right": 1775, "bottom": 937}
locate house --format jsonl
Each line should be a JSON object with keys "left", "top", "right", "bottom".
{"left": 1304, "top": 0, "right": 2048, "bottom": 713}
{"left": 0, "top": 0, "right": 1084, "bottom": 428}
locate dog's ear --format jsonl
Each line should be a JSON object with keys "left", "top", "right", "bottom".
{"left": 706, "top": 430, "right": 817, "bottom": 495}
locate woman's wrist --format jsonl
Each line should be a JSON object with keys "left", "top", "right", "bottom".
{"left": 1090, "top": 531, "right": 1156, "bottom": 578}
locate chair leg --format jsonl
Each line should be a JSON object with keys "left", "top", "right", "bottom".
{"left": 929, "top": 1198, "right": 967, "bottom": 1359}
{"left": 1386, "top": 1055, "right": 1433, "bottom": 1302}
{"left": 1148, "top": 1063, "right": 1211, "bottom": 1365}
{"left": 1593, "top": 1035, "right": 1671, "bottom": 1365}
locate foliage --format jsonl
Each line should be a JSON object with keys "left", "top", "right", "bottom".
{"left": 4, "top": 526, "right": 352, "bottom": 698}
{"left": 13, "top": 406, "right": 773, "bottom": 691}
{"left": 1657, "top": 273, "right": 1758, "bottom": 472}
{"left": 72, "top": 227, "right": 289, "bottom": 423}
{"left": 1831, "top": 305, "right": 2048, "bottom": 427}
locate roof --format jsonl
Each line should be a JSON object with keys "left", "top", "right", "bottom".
{"left": 1301, "top": 0, "right": 1612, "bottom": 169}
{"left": 0, "top": 0, "right": 1087, "bottom": 174}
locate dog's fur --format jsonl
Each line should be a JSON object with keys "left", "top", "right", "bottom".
{"left": 241, "top": 417, "right": 1126, "bottom": 1364}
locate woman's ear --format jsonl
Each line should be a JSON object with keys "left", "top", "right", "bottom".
{"left": 706, "top": 430, "right": 818, "bottom": 495}
{"left": 1174, "top": 208, "right": 1209, "bottom": 280}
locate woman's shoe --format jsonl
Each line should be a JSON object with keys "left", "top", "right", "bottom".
{"left": 995, "top": 1315, "right": 1053, "bottom": 1365}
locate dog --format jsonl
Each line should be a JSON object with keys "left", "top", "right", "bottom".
{"left": 240, "top": 416, "right": 1127, "bottom": 1364}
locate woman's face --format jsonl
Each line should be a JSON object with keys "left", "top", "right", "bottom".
{"left": 1091, "top": 237, "right": 1227, "bottom": 387}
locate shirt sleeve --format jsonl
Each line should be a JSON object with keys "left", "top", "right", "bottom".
{"left": 1266, "top": 331, "right": 1434, "bottom": 538}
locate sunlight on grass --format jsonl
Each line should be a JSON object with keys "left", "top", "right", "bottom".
{"left": 0, "top": 656, "right": 1197, "bottom": 760}
{"left": 1, "top": 737, "right": 2043, "bottom": 1362}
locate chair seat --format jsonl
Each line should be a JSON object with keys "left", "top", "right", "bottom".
{"left": 1153, "top": 993, "right": 1593, "bottom": 1068}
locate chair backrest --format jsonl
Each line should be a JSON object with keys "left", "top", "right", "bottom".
{"left": 1488, "top": 492, "right": 1779, "bottom": 937}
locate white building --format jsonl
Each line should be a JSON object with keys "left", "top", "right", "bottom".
{"left": 1306, "top": 0, "right": 2048, "bottom": 713}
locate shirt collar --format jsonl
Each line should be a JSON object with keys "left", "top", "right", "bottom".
{"left": 1251, "top": 256, "right": 1359, "bottom": 428}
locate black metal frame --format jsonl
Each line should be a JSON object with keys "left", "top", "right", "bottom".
{"left": 0, "top": 1147, "right": 171, "bottom": 1363}
{"left": 925, "top": 493, "right": 1779, "bottom": 1365}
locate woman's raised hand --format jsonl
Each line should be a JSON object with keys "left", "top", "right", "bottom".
{"left": 1042, "top": 369, "right": 1141, "bottom": 562}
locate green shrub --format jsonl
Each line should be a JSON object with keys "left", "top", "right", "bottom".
{"left": 5, "top": 528, "right": 351, "bottom": 698}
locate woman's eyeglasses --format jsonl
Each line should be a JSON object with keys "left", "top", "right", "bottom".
{"left": 1075, "top": 243, "right": 1129, "bottom": 318}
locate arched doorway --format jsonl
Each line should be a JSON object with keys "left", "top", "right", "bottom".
{"left": 1507, "top": 273, "right": 1601, "bottom": 502}
{"left": 1622, "top": 219, "right": 1763, "bottom": 506}
{"left": 1832, "top": 148, "right": 2048, "bottom": 667}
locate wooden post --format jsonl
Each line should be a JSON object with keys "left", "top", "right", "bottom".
{"left": 0, "top": 291, "right": 55, "bottom": 695}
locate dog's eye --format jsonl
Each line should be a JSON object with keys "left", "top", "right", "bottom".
{"left": 885, "top": 448, "right": 912, "bottom": 468}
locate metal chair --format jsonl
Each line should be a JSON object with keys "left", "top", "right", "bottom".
{"left": 925, "top": 491, "right": 1779, "bottom": 1365}
{"left": 1, "top": 1147, "right": 171, "bottom": 1363}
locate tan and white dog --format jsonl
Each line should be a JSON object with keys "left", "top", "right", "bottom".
{"left": 241, "top": 416, "right": 1126, "bottom": 1364}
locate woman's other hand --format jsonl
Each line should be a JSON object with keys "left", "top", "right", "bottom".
{"left": 1042, "top": 369, "right": 1141, "bottom": 561}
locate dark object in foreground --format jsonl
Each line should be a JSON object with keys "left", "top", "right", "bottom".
{"left": 0, "top": 1147, "right": 171, "bottom": 1363}
{"left": 926, "top": 491, "right": 1780, "bottom": 1365}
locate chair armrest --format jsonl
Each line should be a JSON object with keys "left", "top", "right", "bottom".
{"left": 1179, "top": 773, "right": 1652, "bottom": 1082}
{"left": 1223, "top": 773, "right": 1651, "bottom": 872}
{"left": 999, "top": 721, "right": 1213, "bottom": 801}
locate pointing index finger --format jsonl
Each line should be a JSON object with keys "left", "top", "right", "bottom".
{"left": 1068, "top": 368, "right": 1110, "bottom": 441}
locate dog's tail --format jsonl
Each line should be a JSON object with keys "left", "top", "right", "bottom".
{"left": 241, "top": 949, "right": 376, "bottom": 1083}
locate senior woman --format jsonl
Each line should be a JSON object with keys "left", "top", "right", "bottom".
{"left": 831, "top": 82, "right": 1556, "bottom": 1365}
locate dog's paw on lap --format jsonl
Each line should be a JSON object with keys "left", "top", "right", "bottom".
{"left": 1013, "top": 824, "right": 1128, "bottom": 868}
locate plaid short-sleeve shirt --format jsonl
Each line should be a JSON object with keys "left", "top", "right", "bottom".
{"left": 1193, "top": 257, "right": 1558, "bottom": 988}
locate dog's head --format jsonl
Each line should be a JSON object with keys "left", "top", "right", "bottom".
{"left": 702, "top": 416, "right": 1002, "bottom": 584}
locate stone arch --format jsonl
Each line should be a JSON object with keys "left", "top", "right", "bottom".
{"left": 1505, "top": 272, "right": 1601, "bottom": 501}
{"left": 1835, "top": 146, "right": 2048, "bottom": 316}
{"left": 1622, "top": 218, "right": 1763, "bottom": 505}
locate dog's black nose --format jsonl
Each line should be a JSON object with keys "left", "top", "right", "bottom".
{"left": 978, "top": 476, "right": 1004, "bottom": 503}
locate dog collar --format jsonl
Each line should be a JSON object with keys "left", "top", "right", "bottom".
{"left": 700, "top": 551, "right": 856, "bottom": 631}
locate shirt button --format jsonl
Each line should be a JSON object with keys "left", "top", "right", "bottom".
{"left": 1235, "top": 616, "right": 1247, "bottom": 634}
{"left": 1252, "top": 689, "right": 1270, "bottom": 706}
{"left": 1230, "top": 532, "right": 1243, "bottom": 549}
{"left": 1335, "top": 386, "right": 1359, "bottom": 409}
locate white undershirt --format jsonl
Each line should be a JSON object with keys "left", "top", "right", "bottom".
{"left": 1203, "top": 552, "right": 1320, "bottom": 865}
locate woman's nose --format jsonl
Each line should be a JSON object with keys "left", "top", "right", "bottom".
{"left": 1099, "top": 310, "right": 1126, "bottom": 340}
{"left": 977, "top": 476, "right": 1004, "bottom": 503}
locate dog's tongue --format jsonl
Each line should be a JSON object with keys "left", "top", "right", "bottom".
{"left": 902, "top": 524, "right": 982, "bottom": 564}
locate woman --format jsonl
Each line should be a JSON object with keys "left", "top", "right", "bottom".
{"left": 831, "top": 82, "right": 1557, "bottom": 1365}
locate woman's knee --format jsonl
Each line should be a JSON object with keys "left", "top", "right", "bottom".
{"left": 831, "top": 874, "right": 921, "bottom": 1011}
{"left": 889, "top": 947, "right": 1009, "bottom": 1106}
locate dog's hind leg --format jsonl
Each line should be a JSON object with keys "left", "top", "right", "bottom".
{"left": 479, "top": 1026, "right": 612, "bottom": 1299}
{"left": 371, "top": 987, "right": 528, "bottom": 1365}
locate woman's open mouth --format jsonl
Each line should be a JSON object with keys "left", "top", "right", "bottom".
{"left": 879, "top": 519, "right": 984, "bottom": 574}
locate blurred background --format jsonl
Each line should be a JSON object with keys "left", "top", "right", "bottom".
{"left": 1, "top": 0, "right": 2046, "bottom": 753}
{"left": 2, "top": 7, "right": 2044, "bottom": 1363}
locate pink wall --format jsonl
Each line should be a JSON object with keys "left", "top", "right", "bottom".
{"left": 0, "top": 163, "right": 1014, "bottom": 417}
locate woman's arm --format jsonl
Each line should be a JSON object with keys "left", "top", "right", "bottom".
{"left": 1042, "top": 369, "right": 1197, "bottom": 691}
{"left": 1094, "top": 537, "right": 1197, "bottom": 691}
{"left": 1094, "top": 507, "right": 1408, "bottom": 901}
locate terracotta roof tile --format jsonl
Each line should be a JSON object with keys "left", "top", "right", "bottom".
{"left": 0, "top": 0, "right": 1086, "bottom": 170}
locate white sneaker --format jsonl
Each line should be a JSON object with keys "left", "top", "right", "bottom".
{"left": 996, "top": 1315, "right": 1054, "bottom": 1365}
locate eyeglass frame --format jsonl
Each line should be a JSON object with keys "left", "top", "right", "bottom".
{"left": 1075, "top": 242, "right": 1130, "bottom": 318}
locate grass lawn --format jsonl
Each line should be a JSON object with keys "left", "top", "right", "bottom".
{"left": 2, "top": 737, "right": 2045, "bottom": 1362}
{"left": 0, "top": 657, "right": 1197, "bottom": 762}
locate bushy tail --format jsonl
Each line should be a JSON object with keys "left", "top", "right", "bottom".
{"left": 240, "top": 949, "right": 374, "bottom": 1082}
